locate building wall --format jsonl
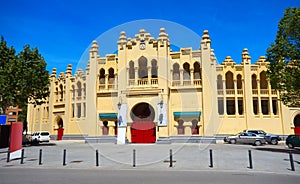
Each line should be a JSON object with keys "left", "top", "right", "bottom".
{"left": 27, "top": 28, "right": 297, "bottom": 139}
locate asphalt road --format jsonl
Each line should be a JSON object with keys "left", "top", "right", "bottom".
{"left": 0, "top": 168, "right": 299, "bottom": 184}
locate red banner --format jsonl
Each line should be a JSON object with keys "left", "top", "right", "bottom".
{"left": 9, "top": 122, "right": 23, "bottom": 160}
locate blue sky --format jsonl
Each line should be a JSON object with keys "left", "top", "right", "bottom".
{"left": 1, "top": 0, "right": 299, "bottom": 74}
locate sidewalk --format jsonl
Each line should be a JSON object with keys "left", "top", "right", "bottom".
{"left": 0, "top": 140, "right": 299, "bottom": 174}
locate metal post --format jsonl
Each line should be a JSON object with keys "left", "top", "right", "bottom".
{"left": 63, "top": 149, "right": 66, "bottom": 166}
{"left": 39, "top": 149, "right": 42, "bottom": 165}
{"left": 289, "top": 151, "right": 295, "bottom": 171}
{"left": 248, "top": 150, "right": 253, "bottom": 169}
{"left": 96, "top": 150, "right": 99, "bottom": 167}
{"left": 133, "top": 149, "right": 136, "bottom": 167}
{"left": 209, "top": 149, "right": 213, "bottom": 168}
{"left": 169, "top": 149, "right": 173, "bottom": 167}
{"left": 20, "top": 149, "right": 24, "bottom": 164}
{"left": 6, "top": 149, "right": 10, "bottom": 163}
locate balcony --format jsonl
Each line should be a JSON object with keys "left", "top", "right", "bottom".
{"left": 171, "top": 79, "right": 202, "bottom": 88}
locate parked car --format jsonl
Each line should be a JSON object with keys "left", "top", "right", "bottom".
{"left": 286, "top": 135, "right": 300, "bottom": 148}
{"left": 244, "top": 130, "right": 281, "bottom": 145}
{"left": 224, "top": 132, "right": 266, "bottom": 146}
{"left": 31, "top": 131, "right": 51, "bottom": 143}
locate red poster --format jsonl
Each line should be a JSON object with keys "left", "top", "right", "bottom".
{"left": 9, "top": 122, "right": 23, "bottom": 160}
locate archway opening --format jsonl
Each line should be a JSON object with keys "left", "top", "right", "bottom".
{"left": 294, "top": 114, "right": 300, "bottom": 134}
{"left": 130, "top": 102, "right": 156, "bottom": 143}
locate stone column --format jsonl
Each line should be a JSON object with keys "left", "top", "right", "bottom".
{"left": 257, "top": 79, "right": 262, "bottom": 116}
{"left": 114, "top": 73, "right": 118, "bottom": 89}
{"left": 108, "top": 121, "right": 115, "bottom": 136}
{"left": 135, "top": 67, "right": 138, "bottom": 85}
{"left": 148, "top": 66, "right": 151, "bottom": 85}
{"left": 190, "top": 69, "right": 194, "bottom": 85}
{"left": 223, "top": 80, "right": 227, "bottom": 115}
{"left": 180, "top": 69, "right": 184, "bottom": 85}
{"left": 126, "top": 125, "right": 131, "bottom": 142}
{"left": 234, "top": 80, "right": 238, "bottom": 116}
{"left": 105, "top": 74, "right": 109, "bottom": 89}
{"left": 268, "top": 80, "right": 273, "bottom": 116}
{"left": 98, "top": 121, "right": 103, "bottom": 135}
{"left": 184, "top": 122, "right": 192, "bottom": 136}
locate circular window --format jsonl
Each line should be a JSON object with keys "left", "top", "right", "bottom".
{"left": 130, "top": 102, "right": 155, "bottom": 122}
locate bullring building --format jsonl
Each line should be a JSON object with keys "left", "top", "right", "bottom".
{"left": 27, "top": 28, "right": 300, "bottom": 143}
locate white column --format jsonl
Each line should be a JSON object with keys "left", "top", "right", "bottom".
{"left": 223, "top": 80, "right": 227, "bottom": 115}
{"left": 257, "top": 79, "right": 262, "bottom": 116}
{"left": 190, "top": 69, "right": 194, "bottom": 85}
{"left": 180, "top": 69, "right": 184, "bottom": 85}
{"left": 135, "top": 67, "right": 138, "bottom": 85}
{"left": 268, "top": 80, "right": 273, "bottom": 115}
{"left": 234, "top": 80, "right": 238, "bottom": 116}
{"left": 105, "top": 74, "right": 108, "bottom": 89}
{"left": 148, "top": 66, "right": 151, "bottom": 85}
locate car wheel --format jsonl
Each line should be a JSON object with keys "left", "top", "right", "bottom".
{"left": 254, "top": 140, "right": 262, "bottom": 146}
{"left": 287, "top": 143, "right": 294, "bottom": 148}
{"left": 230, "top": 139, "right": 236, "bottom": 144}
{"left": 270, "top": 138, "right": 278, "bottom": 145}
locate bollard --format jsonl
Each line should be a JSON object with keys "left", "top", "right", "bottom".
{"left": 63, "top": 149, "right": 66, "bottom": 166}
{"left": 133, "top": 149, "right": 136, "bottom": 167}
{"left": 289, "top": 151, "right": 295, "bottom": 171}
{"left": 20, "top": 149, "right": 24, "bottom": 164}
{"left": 169, "top": 149, "right": 173, "bottom": 167}
{"left": 39, "top": 149, "right": 43, "bottom": 165}
{"left": 209, "top": 149, "right": 213, "bottom": 168}
{"left": 96, "top": 150, "right": 99, "bottom": 167}
{"left": 6, "top": 149, "right": 10, "bottom": 163}
{"left": 248, "top": 150, "right": 253, "bottom": 169}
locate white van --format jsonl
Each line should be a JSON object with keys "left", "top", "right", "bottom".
{"left": 31, "top": 131, "right": 51, "bottom": 143}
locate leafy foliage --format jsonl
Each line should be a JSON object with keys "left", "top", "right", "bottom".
{"left": 266, "top": 8, "right": 300, "bottom": 107}
{"left": 0, "top": 37, "right": 50, "bottom": 117}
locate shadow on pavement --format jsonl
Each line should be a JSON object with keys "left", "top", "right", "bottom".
{"left": 255, "top": 147, "right": 300, "bottom": 155}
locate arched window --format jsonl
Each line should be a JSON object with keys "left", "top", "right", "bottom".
{"left": 77, "top": 81, "right": 82, "bottom": 97}
{"left": 225, "top": 71, "right": 234, "bottom": 89}
{"left": 129, "top": 61, "right": 135, "bottom": 79}
{"left": 83, "top": 83, "right": 86, "bottom": 97}
{"left": 252, "top": 74, "right": 257, "bottom": 89}
{"left": 217, "top": 75, "right": 223, "bottom": 90}
{"left": 260, "top": 71, "right": 268, "bottom": 89}
{"left": 99, "top": 68, "right": 105, "bottom": 84}
{"left": 138, "top": 56, "right": 148, "bottom": 78}
{"left": 183, "top": 62, "right": 190, "bottom": 80}
{"left": 108, "top": 68, "right": 114, "bottom": 84}
{"left": 193, "top": 62, "right": 201, "bottom": 79}
{"left": 237, "top": 74, "right": 242, "bottom": 89}
{"left": 151, "top": 59, "right": 157, "bottom": 78}
{"left": 173, "top": 63, "right": 180, "bottom": 80}
{"left": 59, "top": 84, "right": 63, "bottom": 100}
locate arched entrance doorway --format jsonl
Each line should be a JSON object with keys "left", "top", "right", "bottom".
{"left": 130, "top": 103, "right": 156, "bottom": 143}
{"left": 56, "top": 116, "right": 64, "bottom": 140}
{"left": 294, "top": 114, "right": 300, "bottom": 135}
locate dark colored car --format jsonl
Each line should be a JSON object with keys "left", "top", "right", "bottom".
{"left": 286, "top": 135, "right": 300, "bottom": 148}
{"left": 244, "top": 130, "right": 281, "bottom": 145}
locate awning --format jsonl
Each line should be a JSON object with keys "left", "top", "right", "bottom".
{"left": 99, "top": 113, "right": 117, "bottom": 119}
{"left": 173, "top": 111, "right": 201, "bottom": 118}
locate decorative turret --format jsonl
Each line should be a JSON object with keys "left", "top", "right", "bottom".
{"left": 51, "top": 68, "right": 57, "bottom": 78}
{"left": 158, "top": 28, "right": 169, "bottom": 44}
{"left": 221, "top": 56, "right": 236, "bottom": 66}
{"left": 241, "top": 48, "right": 251, "bottom": 65}
{"left": 201, "top": 30, "right": 211, "bottom": 49}
{"left": 118, "top": 31, "right": 127, "bottom": 49}
{"left": 89, "top": 40, "right": 99, "bottom": 59}
{"left": 66, "top": 64, "right": 72, "bottom": 76}
{"left": 255, "top": 56, "right": 269, "bottom": 66}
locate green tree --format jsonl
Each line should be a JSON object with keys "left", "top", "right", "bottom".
{"left": 0, "top": 36, "right": 18, "bottom": 113}
{"left": 0, "top": 37, "right": 49, "bottom": 128}
{"left": 266, "top": 7, "right": 300, "bottom": 107}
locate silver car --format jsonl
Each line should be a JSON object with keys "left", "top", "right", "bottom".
{"left": 224, "top": 132, "right": 266, "bottom": 146}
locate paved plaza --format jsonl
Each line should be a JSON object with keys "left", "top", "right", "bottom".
{"left": 0, "top": 140, "right": 300, "bottom": 174}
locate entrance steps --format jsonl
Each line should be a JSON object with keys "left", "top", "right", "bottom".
{"left": 157, "top": 136, "right": 216, "bottom": 144}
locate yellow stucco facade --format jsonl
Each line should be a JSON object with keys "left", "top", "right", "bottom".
{"left": 27, "top": 28, "right": 300, "bottom": 142}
